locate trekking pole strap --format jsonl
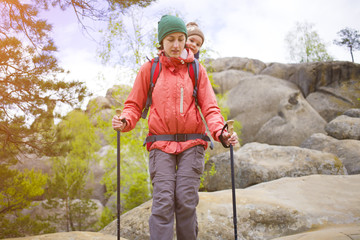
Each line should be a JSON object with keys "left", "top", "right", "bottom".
{"left": 144, "top": 133, "right": 214, "bottom": 149}
{"left": 219, "top": 123, "right": 230, "bottom": 148}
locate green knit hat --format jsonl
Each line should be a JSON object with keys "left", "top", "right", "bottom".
{"left": 158, "top": 15, "right": 187, "bottom": 43}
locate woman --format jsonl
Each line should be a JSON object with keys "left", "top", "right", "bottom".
{"left": 112, "top": 15, "right": 238, "bottom": 240}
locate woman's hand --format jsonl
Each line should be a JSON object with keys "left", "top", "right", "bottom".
{"left": 112, "top": 115, "right": 127, "bottom": 131}
{"left": 221, "top": 131, "right": 239, "bottom": 147}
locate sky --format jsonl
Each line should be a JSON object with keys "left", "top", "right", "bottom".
{"left": 39, "top": 0, "right": 360, "bottom": 107}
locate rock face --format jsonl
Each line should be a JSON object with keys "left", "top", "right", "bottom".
{"left": 301, "top": 133, "right": 360, "bottom": 174}
{"left": 271, "top": 223, "right": 360, "bottom": 240}
{"left": 101, "top": 175, "right": 360, "bottom": 240}
{"left": 3, "top": 231, "right": 119, "bottom": 240}
{"left": 325, "top": 115, "right": 360, "bottom": 140}
{"left": 226, "top": 75, "right": 326, "bottom": 145}
{"left": 202, "top": 142, "right": 346, "bottom": 191}
{"left": 206, "top": 57, "right": 360, "bottom": 145}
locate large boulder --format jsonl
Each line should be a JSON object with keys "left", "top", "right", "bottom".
{"left": 211, "top": 69, "right": 254, "bottom": 94}
{"left": 205, "top": 57, "right": 266, "bottom": 74}
{"left": 255, "top": 91, "right": 327, "bottom": 146}
{"left": 325, "top": 115, "right": 360, "bottom": 140}
{"left": 260, "top": 61, "right": 360, "bottom": 122}
{"left": 306, "top": 83, "right": 360, "bottom": 122}
{"left": 227, "top": 75, "right": 326, "bottom": 145}
{"left": 260, "top": 61, "right": 360, "bottom": 97}
{"left": 272, "top": 223, "right": 360, "bottom": 240}
{"left": 101, "top": 175, "right": 360, "bottom": 240}
{"left": 3, "top": 232, "right": 118, "bottom": 240}
{"left": 202, "top": 142, "right": 346, "bottom": 191}
{"left": 301, "top": 133, "right": 360, "bottom": 174}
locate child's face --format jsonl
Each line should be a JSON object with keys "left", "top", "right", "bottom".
{"left": 163, "top": 32, "right": 186, "bottom": 58}
{"left": 186, "top": 35, "right": 203, "bottom": 55}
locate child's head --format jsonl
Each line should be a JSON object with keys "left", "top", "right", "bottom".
{"left": 186, "top": 22, "right": 204, "bottom": 56}
{"left": 158, "top": 15, "right": 187, "bottom": 58}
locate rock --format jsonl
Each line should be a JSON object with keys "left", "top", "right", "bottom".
{"left": 202, "top": 142, "right": 346, "bottom": 191}
{"left": 344, "top": 108, "right": 360, "bottom": 118}
{"left": 211, "top": 69, "right": 253, "bottom": 94}
{"left": 255, "top": 91, "right": 327, "bottom": 146}
{"left": 301, "top": 133, "right": 360, "bottom": 174}
{"left": 21, "top": 199, "right": 104, "bottom": 232}
{"left": 325, "top": 115, "right": 360, "bottom": 140}
{"left": 101, "top": 175, "right": 360, "bottom": 240}
{"left": 260, "top": 61, "right": 360, "bottom": 98}
{"left": 86, "top": 96, "right": 112, "bottom": 114}
{"left": 3, "top": 231, "right": 120, "bottom": 240}
{"left": 227, "top": 75, "right": 326, "bottom": 145}
{"left": 205, "top": 57, "right": 266, "bottom": 74}
{"left": 15, "top": 154, "right": 52, "bottom": 176}
{"left": 306, "top": 90, "right": 353, "bottom": 122}
{"left": 260, "top": 62, "right": 295, "bottom": 81}
{"left": 306, "top": 84, "right": 360, "bottom": 122}
{"left": 271, "top": 223, "right": 360, "bottom": 240}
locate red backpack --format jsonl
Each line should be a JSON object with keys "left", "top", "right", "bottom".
{"left": 141, "top": 57, "right": 200, "bottom": 119}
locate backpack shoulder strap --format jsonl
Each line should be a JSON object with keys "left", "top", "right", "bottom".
{"left": 188, "top": 58, "right": 200, "bottom": 106}
{"left": 141, "top": 57, "right": 161, "bottom": 119}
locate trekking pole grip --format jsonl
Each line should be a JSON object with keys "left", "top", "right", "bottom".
{"left": 116, "top": 108, "right": 127, "bottom": 125}
{"left": 227, "top": 120, "right": 234, "bottom": 135}
{"left": 116, "top": 108, "right": 122, "bottom": 117}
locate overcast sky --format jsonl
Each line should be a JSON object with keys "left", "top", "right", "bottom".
{"left": 41, "top": 0, "right": 360, "bottom": 102}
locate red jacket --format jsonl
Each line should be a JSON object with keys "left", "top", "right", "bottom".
{"left": 121, "top": 49, "right": 225, "bottom": 154}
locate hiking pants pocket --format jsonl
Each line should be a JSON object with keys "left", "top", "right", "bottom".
{"left": 192, "top": 145, "right": 205, "bottom": 175}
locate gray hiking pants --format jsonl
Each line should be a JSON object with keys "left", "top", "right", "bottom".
{"left": 148, "top": 145, "right": 205, "bottom": 240}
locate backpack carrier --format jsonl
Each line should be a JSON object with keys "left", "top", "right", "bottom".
{"left": 142, "top": 57, "right": 214, "bottom": 150}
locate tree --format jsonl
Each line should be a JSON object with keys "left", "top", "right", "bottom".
{"left": 98, "top": 5, "right": 159, "bottom": 79}
{"left": 0, "top": 0, "right": 156, "bottom": 236}
{"left": 0, "top": 0, "right": 88, "bottom": 164}
{"left": 44, "top": 110, "right": 101, "bottom": 232}
{"left": 285, "top": 21, "right": 333, "bottom": 63}
{"left": 98, "top": 86, "right": 152, "bottom": 214}
{"left": 0, "top": 167, "right": 50, "bottom": 238}
{"left": 333, "top": 28, "right": 360, "bottom": 63}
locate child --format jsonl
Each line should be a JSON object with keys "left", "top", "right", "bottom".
{"left": 186, "top": 22, "right": 205, "bottom": 59}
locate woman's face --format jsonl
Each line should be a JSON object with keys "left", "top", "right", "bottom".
{"left": 162, "top": 32, "right": 186, "bottom": 58}
{"left": 186, "top": 35, "right": 203, "bottom": 55}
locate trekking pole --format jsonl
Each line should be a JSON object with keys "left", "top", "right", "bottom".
{"left": 227, "top": 120, "right": 238, "bottom": 240}
{"left": 115, "top": 108, "right": 126, "bottom": 240}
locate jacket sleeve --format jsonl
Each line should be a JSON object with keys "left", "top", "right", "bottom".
{"left": 121, "top": 62, "right": 151, "bottom": 132}
{"left": 196, "top": 64, "right": 226, "bottom": 141}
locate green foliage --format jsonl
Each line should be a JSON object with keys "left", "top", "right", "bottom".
{"left": 98, "top": 6, "right": 158, "bottom": 80}
{"left": 90, "top": 86, "right": 151, "bottom": 214}
{"left": 122, "top": 171, "right": 150, "bottom": 211}
{"left": 101, "top": 115, "right": 152, "bottom": 214}
{"left": 0, "top": 1, "right": 89, "bottom": 164}
{"left": 44, "top": 110, "right": 100, "bottom": 231}
{"left": 93, "top": 206, "right": 115, "bottom": 231}
{"left": 199, "top": 152, "right": 215, "bottom": 191}
{"left": 0, "top": 212, "right": 56, "bottom": 238}
{"left": 0, "top": 167, "right": 47, "bottom": 215}
{"left": 334, "top": 28, "right": 360, "bottom": 63}
{"left": 285, "top": 21, "right": 333, "bottom": 63}
{"left": 0, "top": 167, "right": 49, "bottom": 237}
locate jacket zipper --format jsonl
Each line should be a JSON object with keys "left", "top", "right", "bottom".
{"left": 180, "top": 87, "right": 184, "bottom": 114}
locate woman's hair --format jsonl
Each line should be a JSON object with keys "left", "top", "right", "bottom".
{"left": 157, "top": 36, "right": 187, "bottom": 51}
